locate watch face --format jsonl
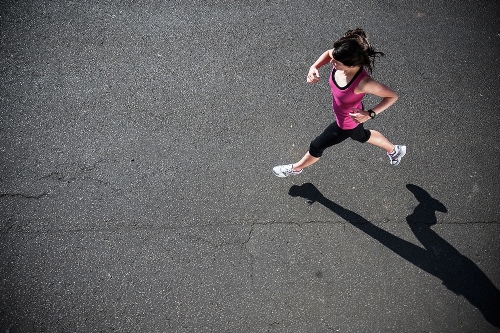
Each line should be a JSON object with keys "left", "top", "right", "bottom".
{"left": 370, "top": 111, "right": 375, "bottom": 118}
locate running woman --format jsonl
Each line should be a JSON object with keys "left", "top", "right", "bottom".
{"left": 273, "top": 28, "right": 406, "bottom": 177}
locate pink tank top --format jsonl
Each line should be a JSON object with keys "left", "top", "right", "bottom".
{"left": 329, "top": 66, "right": 369, "bottom": 130}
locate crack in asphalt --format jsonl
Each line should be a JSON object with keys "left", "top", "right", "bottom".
{"left": 0, "top": 219, "right": 498, "bottom": 235}
{"left": 0, "top": 192, "right": 48, "bottom": 199}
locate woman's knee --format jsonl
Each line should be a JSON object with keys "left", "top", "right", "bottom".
{"left": 309, "top": 141, "right": 324, "bottom": 158}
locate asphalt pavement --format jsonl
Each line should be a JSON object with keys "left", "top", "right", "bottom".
{"left": 1, "top": 0, "right": 499, "bottom": 332}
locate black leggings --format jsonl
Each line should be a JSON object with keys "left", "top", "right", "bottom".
{"left": 309, "top": 122, "right": 371, "bottom": 158}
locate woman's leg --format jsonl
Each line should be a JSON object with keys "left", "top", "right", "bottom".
{"left": 367, "top": 130, "right": 395, "bottom": 153}
{"left": 292, "top": 152, "right": 319, "bottom": 171}
{"left": 273, "top": 122, "right": 348, "bottom": 177}
{"left": 293, "top": 122, "right": 349, "bottom": 171}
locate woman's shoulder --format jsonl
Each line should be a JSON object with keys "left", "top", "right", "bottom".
{"left": 360, "top": 67, "right": 371, "bottom": 78}
{"left": 354, "top": 74, "right": 374, "bottom": 93}
{"left": 355, "top": 74, "right": 397, "bottom": 96}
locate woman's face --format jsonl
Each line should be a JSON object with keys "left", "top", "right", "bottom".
{"left": 332, "top": 58, "right": 350, "bottom": 71}
{"left": 329, "top": 50, "right": 351, "bottom": 71}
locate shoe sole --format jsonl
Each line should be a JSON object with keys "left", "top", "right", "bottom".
{"left": 273, "top": 167, "right": 302, "bottom": 177}
{"left": 392, "top": 146, "right": 407, "bottom": 166}
{"left": 273, "top": 167, "right": 287, "bottom": 177}
{"left": 273, "top": 170, "right": 286, "bottom": 177}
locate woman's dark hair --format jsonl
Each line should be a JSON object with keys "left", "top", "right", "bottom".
{"left": 331, "top": 28, "right": 384, "bottom": 72}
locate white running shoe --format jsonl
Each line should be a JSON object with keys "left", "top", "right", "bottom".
{"left": 387, "top": 145, "right": 406, "bottom": 166}
{"left": 272, "top": 164, "right": 303, "bottom": 177}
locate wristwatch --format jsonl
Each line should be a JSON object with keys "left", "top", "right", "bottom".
{"left": 368, "top": 109, "right": 376, "bottom": 119}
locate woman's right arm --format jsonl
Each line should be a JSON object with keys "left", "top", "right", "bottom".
{"left": 307, "top": 50, "right": 333, "bottom": 83}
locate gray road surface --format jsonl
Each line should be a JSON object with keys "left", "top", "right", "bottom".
{"left": 1, "top": 0, "right": 499, "bottom": 332}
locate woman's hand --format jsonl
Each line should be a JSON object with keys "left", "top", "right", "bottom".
{"left": 306, "top": 50, "right": 333, "bottom": 84}
{"left": 307, "top": 67, "right": 320, "bottom": 83}
{"left": 349, "top": 108, "right": 371, "bottom": 124}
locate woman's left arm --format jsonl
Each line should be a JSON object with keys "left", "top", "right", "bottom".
{"left": 349, "top": 77, "right": 399, "bottom": 123}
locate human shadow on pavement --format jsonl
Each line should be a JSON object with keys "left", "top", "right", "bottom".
{"left": 288, "top": 183, "right": 500, "bottom": 328}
